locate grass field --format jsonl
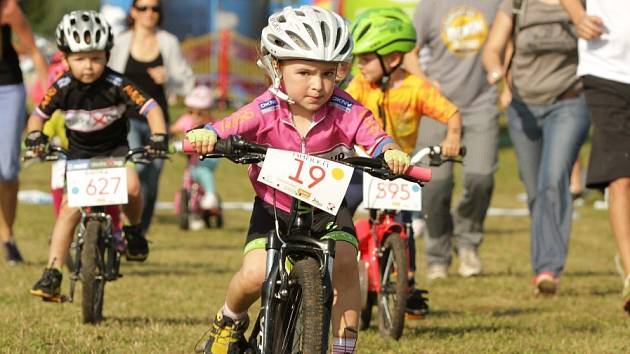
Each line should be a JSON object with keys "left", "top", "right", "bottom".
{"left": 2, "top": 131, "right": 630, "bottom": 353}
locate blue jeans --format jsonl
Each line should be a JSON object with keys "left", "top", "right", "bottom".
{"left": 127, "top": 119, "right": 164, "bottom": 233}
{"left": 508, "top": 96, "right": 589, "bottom": 276}
{"left": 0, "top": 84, "right": 26, "bottom": 181}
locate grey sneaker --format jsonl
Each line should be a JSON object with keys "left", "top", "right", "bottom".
{"left": 427, "top": 264, "right": 448, "bottom": 280}
{"left": 458, "top": 247, "right": 482, "bottom": 277}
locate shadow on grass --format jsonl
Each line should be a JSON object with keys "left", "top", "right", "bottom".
{"left": 160, "top": 242, "right": 243, "bottom": 252}
{"left": 563, "top": 270, "right": 618, "bottom": 277}
{"left": 122, "top": 262, "right": 232, "bottom": 277}
{"left": 403, "top": 323, "right": 516, "bottom": 338}
{"left": 484, "top": 227, "right": 530, "bottom": 236}
{"left": 491, "top": 307, "right": 541, "bottom": 318}
{"left": 106, "top": 315, "right": 208, "bottom": 326}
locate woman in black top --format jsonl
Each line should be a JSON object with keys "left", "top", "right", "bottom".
{"left": 0, "top": 0, "right": 47, "bottom": 264}
{"left": 108, "top": 0, "right": 194, "bottom": 234}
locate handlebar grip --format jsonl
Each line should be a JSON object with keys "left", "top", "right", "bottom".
{"left": 405, "top": 166, "right": 432, "bottom": 183}
{"left": 180, "top": 139, "right": 195, "bottom": 153}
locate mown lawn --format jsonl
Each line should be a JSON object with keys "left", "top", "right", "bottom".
{"left": 2, "top": 130, "right": 629, "bottom": 353}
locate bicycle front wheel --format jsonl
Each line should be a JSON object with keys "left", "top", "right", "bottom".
{"left": 81, "top": 220, "right": 106, "bottom": 324}
{"left": 377, "top": 233, "right": 407, "bottom": 340}
{"left": 273, "top": 257, "right": 325, "bottom": 354}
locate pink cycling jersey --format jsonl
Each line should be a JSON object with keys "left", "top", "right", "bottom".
{"left": 206, "top": 87, "right": 392, "bottom": 212}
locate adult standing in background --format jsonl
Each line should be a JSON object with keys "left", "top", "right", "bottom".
{"left": 109, "top": 0, "right": 194, "bottom": 236}
{"left": 561, "top": 0, "right": 630, "bottom": 312}
{"left": 404, "top": 0, "right": 502, "bottom": 280}
{"left": 483, "top": 0, "right": 589, "bottom": 294}
{"left": 0, "top": 0, "right": 48, "bottom": 264}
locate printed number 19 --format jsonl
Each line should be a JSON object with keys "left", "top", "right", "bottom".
{"left": 289, "top": 158, "right": 326, "bottom": 188}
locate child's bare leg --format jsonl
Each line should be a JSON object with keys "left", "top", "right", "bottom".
{"left": 332, "top": 242, "right": 360, "bottom": 341}
{"left": 224, "top": 249, "right": 266, "bottom": 314}
{"left": 48, "top": 195, "right": 80, "bottom": 268}
{"left": 122, "top": 166, "right": 142, "bottom": 224}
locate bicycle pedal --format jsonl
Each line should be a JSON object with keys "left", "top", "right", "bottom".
{"left": 42, "top": 294, "right": 68, "bottom": 303}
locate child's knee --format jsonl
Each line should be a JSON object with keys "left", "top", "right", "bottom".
{"left": 333, "top": 242, "right": 359, "bottom": 276}
{"left": 239, "top": 262, "right": 266, "bottom": 290}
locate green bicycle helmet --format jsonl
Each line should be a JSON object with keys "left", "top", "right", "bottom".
{"left": 351, "top": 8, "right": 416, "bottom": 56}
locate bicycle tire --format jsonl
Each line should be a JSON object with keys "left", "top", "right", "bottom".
{"left": 179, "top": 189, "right": 190, "bottom": 230}
{"left": 377, "top": 233, "right": 407, "bottom": 340}
{"left": 81, "top": 220, "right": 106, "bottom": 324}
{"left": 273, "top": 257, "right": 324, "bottom": 354}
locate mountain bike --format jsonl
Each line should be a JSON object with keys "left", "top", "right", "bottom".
{"left": 355, "top": 145, "right": 465, "bottom": 339}
{"left": 24, "top": 145, "right": 161, "bottom": 324}
{"left": 184, "top": 135, "right": 431, "bottom": 353}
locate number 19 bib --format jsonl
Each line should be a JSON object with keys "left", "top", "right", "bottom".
{"left": 258, "top": 148, "right": 354, "bottom": 215}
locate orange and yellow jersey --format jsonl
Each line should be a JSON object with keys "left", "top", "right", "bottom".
{"left": 346, "top": 72, "right": 459, "bottom": 154}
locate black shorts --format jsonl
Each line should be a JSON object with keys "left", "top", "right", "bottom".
{"left": 583, "top": 75, "right": 630, "bottom": 190}
{"left": 68, "top": 144, "right": 130, "bottom": 160}
{"left": 244, "top": 197, "right": 357, "bottom": 253}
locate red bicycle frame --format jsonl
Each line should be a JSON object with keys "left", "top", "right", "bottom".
{"left": 356, "top": 209, "right": 409, "bottom": 293}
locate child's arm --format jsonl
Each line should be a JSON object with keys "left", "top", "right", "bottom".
{"left": 415, "top": 80, "right": 462, "bottom": 157}
{"left": 441, "top": 112, "right": 462, "bottom": 157}
{"left": 145, "top": 105, "right": 167, "bottom": 135}
{"left": 187, "top": 102, "right": 261, "bottom": 155}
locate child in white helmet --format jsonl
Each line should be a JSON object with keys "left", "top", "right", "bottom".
{"left": 187, "top": 5, "right": 410, "bottom": 354}
{"left": 26, "top": 10, "right": 167, "bottom": 300}
{"left": 170, "top": 85, "right": 221, "bottom": 228}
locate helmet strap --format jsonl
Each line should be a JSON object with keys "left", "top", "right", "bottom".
{"left": 257, "top": 54, "right": 295, "bottom": 104}
{"left": 377, "top": 54, "right": 402, "bottom": 92}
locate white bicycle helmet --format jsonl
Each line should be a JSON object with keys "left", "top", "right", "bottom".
{"left": 258, "top": 5, "right": 352, "bottom": 103}
{"left": 56, "top": 10, "right": 114, "bottom": 53}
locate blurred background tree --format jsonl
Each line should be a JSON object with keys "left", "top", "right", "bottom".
{"left": 20, "top": 0, "right": 100, "bottom": 38}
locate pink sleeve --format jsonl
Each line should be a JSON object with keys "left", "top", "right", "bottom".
{"left": 210, "top": 102, "right": 261, "bottom": 140}
{"left": 353, "top": 108, "right": 391, "bottom": 156}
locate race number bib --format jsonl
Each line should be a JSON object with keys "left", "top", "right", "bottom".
{"left": 50, "top": 159, "right": 66, "bottom": 190}
{"left": 66, "top": 158, "right": 128, "bottom": 208}
{"left": 258, "top": 148, "right": 354, "bottom": 215}
{"left": 363, "top": 172, "right": 422, "bottom": 211}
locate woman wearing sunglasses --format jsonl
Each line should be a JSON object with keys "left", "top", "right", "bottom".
{"left": 109, "top": 0, "right": 194, "bottom": 242}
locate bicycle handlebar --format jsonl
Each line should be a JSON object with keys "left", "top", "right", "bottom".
{"left": 410, "top": 145, "right": 467, "bottom": 166}
{"left": 22, "top": 145, "right": 164, "bottom": 165}
{"left": 178, "top": 135, "right": 432, "bottom": 183}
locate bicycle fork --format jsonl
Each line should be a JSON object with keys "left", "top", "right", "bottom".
{"left": 67, "top": 211, "right": 118, "bottom": 303}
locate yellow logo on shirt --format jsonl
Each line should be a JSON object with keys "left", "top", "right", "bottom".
{"left": 440, "top": 6, "right": 488, "bottom": 57}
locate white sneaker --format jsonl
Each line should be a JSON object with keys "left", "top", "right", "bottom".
{"left": 411, "top": 218, "right": 426, "bottom": 239}
{"left": 458, "top": 247, "right": 482, "bottom": 277}
{"left": 427, "top": 264, "right": 448, "bottom": 280}
{"left": 200, "top": 193, "right": 219, "bottom": 210}
{"left": 189, "top": 217, "right": 205, "bottom": 231}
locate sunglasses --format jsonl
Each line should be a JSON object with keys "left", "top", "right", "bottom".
{"left": 134, "top": 5, "right": 160, "bottom": 13}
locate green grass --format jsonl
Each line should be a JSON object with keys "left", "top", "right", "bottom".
{"left": 2, "top": 132, "right": 629, "bottom": 353}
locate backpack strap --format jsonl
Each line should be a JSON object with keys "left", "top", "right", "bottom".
{"left": 511, "top": 0, "right": 525, "bottom": 42}
{"left": 506, "top": 0, "right": 526, "bottom": 76}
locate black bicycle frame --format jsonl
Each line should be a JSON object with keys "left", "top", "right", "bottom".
{"left": 252, "top": 198, "right": 336, "bottom": 354}
{"left": 68, "top": 206, "right": 120, "bottom": 303}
